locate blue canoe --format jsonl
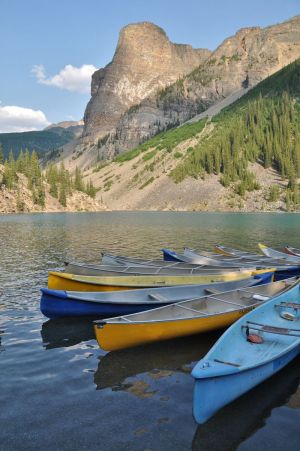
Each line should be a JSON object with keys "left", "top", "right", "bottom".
{"left": 192, "top": 277, "right": 300, "bottom": 424}
{"left": 40, "top": 273, "right": 272, "bottom": 319}
{"left": 162, "top": 248, "right": 300, "bottom": 281}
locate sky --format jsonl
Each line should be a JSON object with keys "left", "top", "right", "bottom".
{"left": 0, "top": 0, "right": 299, "bottom": 133}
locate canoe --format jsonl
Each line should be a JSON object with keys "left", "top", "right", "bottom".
{"left": 193, "top": 356, "right": 300, "bottom": 450}
{"left": 163, "top": 248, "right": 270, "bottom": 266}
{"left": 183, "top": 248, "right": 292, "bottom": 266}
{"left": 214, "top": 245, "right": 261, "bottom": 258}
{"left": 192, "top": 278, "right": 300, "bottom": 424}
{"left": 40, "top": 273, "right": 272, "bottom": 319}
{"left": 93, "top": 278, "right": 294, "bottom": 351}
{"left": 183, "top": 248, "right": 260, "bottom": 266}
{"left": 65, "top": 261, "right": 263, "bottom": 277}
{"left": 48, "top": 268, "right": 273, "bottom": 292}
{"left": 284, "top": 246, "right": 300, "bottom": 257}
{"left": 162, "top": 248, "right": 247, "bottom": 265}
{"left": 101, "top": 252, "right": 167, "bottom": 267}
{"left": 162, "top": 248, "right": 300, "bottom": 280}
{"left": 258, "top": 243, "right": 300, "bottom": 263}
{"left": 101, "top": 252, "right": 224, "bottom": 268}
{"left": 101, "top": 252, "right": 223, "bottom": 268}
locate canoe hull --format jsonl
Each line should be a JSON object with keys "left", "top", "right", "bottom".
{"left": 163, "top": 249, "right": 300, "bottom": 281}
{"left": 40, "top": 289, "right": 171, "bottom": 319}
{"left": 48, "top": 273, "right": 135, "bottom": 292}
{"left": 284, "top": 246, "right": 300, "bottom": 258}
{"left": 94, "top": 307, "right": 255, "bottom": 351}
{"left": 48, "top": 270, "right": 270, "bottom": 292}
{"left": 162, "top": 248, "right": 183, "bottom": 262}
{"left": 258, "top": 243, "right": 300, "bottom": 263}
{"left": 193, "top": 344, "right": 300, "bottom": 424}
{"left": 274, "top": 267, "right": 300, "bottom": 280}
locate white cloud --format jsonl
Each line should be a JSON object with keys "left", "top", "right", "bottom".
{"left": 0, "top": 105, "right": 50, "bottom": 133}
{"left": 32, "top": 64, "right": 97, "bottom": 94}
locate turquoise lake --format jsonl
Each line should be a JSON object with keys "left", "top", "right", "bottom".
{"left": 0, "top": 212, "right": 299, "bottom": 450}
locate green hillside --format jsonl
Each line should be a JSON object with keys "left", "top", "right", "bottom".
{"left": 0, "top": 127, "right": 77, "bottom": 160}
{"left": 170, "top": 59, "right": 300, "bottom": 208}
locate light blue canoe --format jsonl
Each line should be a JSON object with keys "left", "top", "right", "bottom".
{"left": 192, "top": 277, "right": 300, "bottom": 424}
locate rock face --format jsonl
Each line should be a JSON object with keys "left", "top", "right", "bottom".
{"left": 82, "top": 22, "right": 211, "bottom": 141}
{"left": 75, "top": 16, "right": 300, "bottom": 163}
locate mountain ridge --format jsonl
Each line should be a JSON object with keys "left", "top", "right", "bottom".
{"left": 0, "top": 121, "right": 84, "bottom": 160}
{"left": 60, "top": 15, "right": 300, "bottom": 171}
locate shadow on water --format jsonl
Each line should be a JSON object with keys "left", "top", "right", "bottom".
{"left": 94, "top": 331, "right": 222, "bottom": 390}
{"left": 192, "top": 356, "right": 300, "bottom": 451}
{"left": 41, "top": 317, "right": 95, "bottom": 349}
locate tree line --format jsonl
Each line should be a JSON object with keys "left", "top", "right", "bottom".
{"left": 0, "top": 145, "right": 97, "bottom": 208}
{"left": 171, "top": 91, "right": 300, "bottom": 209}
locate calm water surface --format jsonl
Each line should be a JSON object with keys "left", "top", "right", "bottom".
{"left": 0, "top": 212, "right": 300, "bottom": 450}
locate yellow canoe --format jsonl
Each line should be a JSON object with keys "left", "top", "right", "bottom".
{"left": 93, "top": 278, "right": 293, "bottom": 351}
{"left": 48, "top": 268, "right": 273, "bottom": 292}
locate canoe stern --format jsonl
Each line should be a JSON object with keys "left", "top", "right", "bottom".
{"left": 192, "top": 345, "right": 300, "bottom": 424}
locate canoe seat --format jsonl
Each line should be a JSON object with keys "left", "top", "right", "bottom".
{"left": 276, "top": 302, "right": 300, "bottom": 310}
{"left": 214, "top": 358, "right": 241, "bottom": 367}
{"left": 242, "top": 321, "right": 300, "bottom": 337}
{"left": 148, "top": 293, "right": 168, "bottom": 302}
{"left": 175, "top": 304, "right": 210, "bottom": 315}
{"left": 252, "top": 295, "right": 270, "bottom": 301}
{"left": 204, "top": 288, "right": 221, "bottom": 295}
{"left": 238, "top": 290, "right": 269, "bottom": 302}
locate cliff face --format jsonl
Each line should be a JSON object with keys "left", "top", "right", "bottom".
{"left": 83, "top": 22, "right": 210, "bottom": 140}
{"left": 69, "top": 16, "right": 300, "bottom": 166}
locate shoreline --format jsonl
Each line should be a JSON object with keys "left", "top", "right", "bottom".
{"left": 0, "top": 209, "right": 299, "bottom": 216}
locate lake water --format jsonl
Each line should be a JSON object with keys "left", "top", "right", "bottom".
{"left": 0, "top": 212, "right": 300, "bottom": 450}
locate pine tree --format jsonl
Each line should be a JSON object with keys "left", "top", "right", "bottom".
{"left": 86, "top": 180, "right": 97, "bottom": 198}
{"left": 74, "top": 167, "right": 84, "bottom": 192}
{"left": 47, "top": 164, "right": 58, "bottom": 198}
{"left": 59, "top": 184, "right": 67, "bottom": 207}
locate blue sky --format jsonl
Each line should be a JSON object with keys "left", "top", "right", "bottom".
{"left": 0, "top": 0, "right": 299, "bottom": 132}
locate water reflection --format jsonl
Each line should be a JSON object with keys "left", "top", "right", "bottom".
{"left": 0, "top": 212, "right": 300, "bottom": 449}
{"left": 41, "top": 317, "right": 95, "bottom": 349}
{"left": 94, "top": 332, "right": 221, "bottom": 390}
{"left": 192, "top": 356, "right": 300, "bottom": 451}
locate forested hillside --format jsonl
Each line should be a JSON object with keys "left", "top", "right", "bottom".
{"left": 0, "top": 126, "right": 80, "bottom": 160}
{"left": 170, "top": 59, "right": 300, "bottom": 208}
{"left": 0, "top": 147, "right": 99, "bottom": 212}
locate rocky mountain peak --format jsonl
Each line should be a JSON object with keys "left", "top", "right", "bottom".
{"left": 83, "top": 22, "right": 211, "bottom": 139}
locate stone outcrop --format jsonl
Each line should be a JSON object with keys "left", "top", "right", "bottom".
{"left": 82, "top": 22, "right": 210, "bottom": 140}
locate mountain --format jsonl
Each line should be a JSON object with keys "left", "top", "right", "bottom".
{"left": 83, "top": 22, "right": 210, "bottom": 141}
{"left": 82, "top": 58, "right": 300, "bottom": 212}
{"left": 64, "top": 16, "right": 300, "bottom": 170}
{"left": 0, "top": 120, "right": 83, "bottom": 160}
{"left": 46, "top": 120, "right": 83, "bottom": 131}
